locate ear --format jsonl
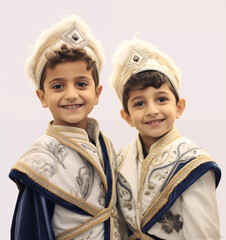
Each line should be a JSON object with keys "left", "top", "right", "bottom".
{"left": 120, "top": 109, "right": 134, "bottom": 127}
{"left": 36, "top": 89, "right": 48, "bottom": 108}
{"left": 176, "top": 98, "right": 186, "bottom": 119}
{"left": 94, "top": 85, "right": 103, "bottom": 105}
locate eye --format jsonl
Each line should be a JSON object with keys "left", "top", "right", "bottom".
{"left": 77, "top": 81, "right": 88, "bottom": 87}
{"left": 53, "top": 84, "right": 63, "bottom": 89}
{"left": 157, "top": 97, "right": 167, "bottom": 103}
{"left": 134, "top": 101, "right": 145, "bottom": 107}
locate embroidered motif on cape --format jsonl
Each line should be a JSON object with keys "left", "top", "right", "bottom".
{"left": 23, "top": 139, "right": 69, "bottom": 179}
{"left": 158, "top": 210, "right": 183, "bottom": 234}
{"left": 142, "top": 141, "right": 207, "bottom": 210}
{"left": 117, "top": 175, "right": 133, "bottom": 210}
{"left": 70, "top": 157, "right": 94, "bottom": 200}
{"left": 117, "top": 174, "right": 137, "bottom": 229}
{"left": 45, "top": 139, "right": 69, "bottom": 169}
{"left": 112, "top": 207, "right": 121, "bottom": 240}
{"left": 23, "top": 154, "right": 56, "bottom": 179}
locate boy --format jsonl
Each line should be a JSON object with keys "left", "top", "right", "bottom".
{"left": 9, "top": 15, "right": 120, "bottom": 240}
{"left": 109, "top": 38, "right": 221, "bottom": 240}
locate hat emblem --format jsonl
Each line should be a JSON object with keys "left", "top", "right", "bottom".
{"left": 63, "top": 26, "right": 87, "bottom": 47}
{"left": 133, "top": 55, "right": 139, "bottom": 62}
{"left": 127, "top": 49, "right": 148, "bottom": 68}
{"left": 72, "top": 33, "right": 79, "bottom": 41}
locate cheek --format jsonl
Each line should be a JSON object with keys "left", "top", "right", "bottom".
{"left": 164, "top": 105, "right": 177, "bottom": 117}
{"left": 130, "top": 113, "right": 141, "bottom": 125}
{"left": 47, "top": 95, "right": 61, "bottom": 108}
{"left": 84, "top": 91, "right": 95, "bottom": 99}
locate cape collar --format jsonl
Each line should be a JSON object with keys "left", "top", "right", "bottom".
{"left": 52, "top": 118, "right": 100, "bottom": 145}
{"left": 137, "top": 128, "right": 181, "bottom": 163}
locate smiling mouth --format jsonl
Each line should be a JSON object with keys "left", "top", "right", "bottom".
{"left": 146, "top": 119, "right": 164, "bottom": 125}
{"left": 62, "top": 104, "right": 83, "bottom": 109}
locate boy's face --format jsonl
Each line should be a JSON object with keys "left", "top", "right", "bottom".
{"left": 36, "top": 60, "right": 102, "bottom": 129}
{"left": 121, "top": 83, "right": 185, "bottom": 148}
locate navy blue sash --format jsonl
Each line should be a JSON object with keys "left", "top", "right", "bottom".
{"left": 99, "top": 133, "right": 114, "bottom": 240}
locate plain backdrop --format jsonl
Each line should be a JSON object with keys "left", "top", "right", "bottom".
{"left": 1, "top": 0, "right": 225, "bottom": 239}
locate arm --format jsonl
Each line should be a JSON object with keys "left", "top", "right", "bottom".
{"left": 11, "top": 185, "right": 55, "bottom": 240}
{"left": 182, "top": 170, "right": 221, "bottom": 240}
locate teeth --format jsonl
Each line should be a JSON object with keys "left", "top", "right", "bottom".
{"left": 148, "top": 120, "right": 162, "bottom": 124}
{"left": 64, "top": 105, "right": 80, "bottom": 109}
{"left": 151, "top": 120, "right": 159, "bottom": 124}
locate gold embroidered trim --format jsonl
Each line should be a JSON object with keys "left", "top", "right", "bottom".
{"left": 141, "top": 156, "right": 212, "bottom": 227}
{"left": 117, "top": 145, "right": 131, "bottom": 172}
{"left": 127, "top": 224, "right": 155, "bottom": 240}
{"left": 110, "top": 215, "right": 115, "bottom": 239}
{"left": 46, "top": 123, "right": 108, "bottom": 191}
{"left": 139, "top": 129, "right": 181, "bottom": 197}
{"left": 12, "top": 162, "right": 100, "bottom": 216}
{"left": 146, "top": 128, "right": 180, "bottom": 160}
{"left": 138, "top": 129, "right": 181, "bottom": 205}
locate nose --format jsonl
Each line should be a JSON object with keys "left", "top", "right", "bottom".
{"left": 146, "top": 102, "right": 159, "bottom": 116}
{"left": 64, "top": 86, "right": 79, "bottom": 100}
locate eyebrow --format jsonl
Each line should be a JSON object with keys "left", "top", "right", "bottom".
{"left": 156, "top": 91, "right": 170, "bottom": 95}
{"left": 47, "top": 76, "right": 91, "bottom": 85}
{"left": 130, "top": 96, "right": 144, "bottom": 104}
{"left": 130, "top": 90, "right": 170, "bottom": 103}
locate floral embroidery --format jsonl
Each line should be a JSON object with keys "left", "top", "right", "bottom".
{"left": 45, "top": 139, "right": 68, "bottom": 169}
{"left": 117, "top": 175, "right": 132, "bottom": 202}
{"left": 158, "top": 210, "right": 183, "bottom": 234}
{"left": 23, "top": 140, "right": 69, "bottom": 178}
{"left": 74, "top": 160, "right": 94, "bottom": 200}
{"left": 24, "top": 154, "right": 57, "bottom": 178}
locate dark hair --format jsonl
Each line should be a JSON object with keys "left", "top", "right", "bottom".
{"left": 40, "top": 44, "right": 98, "bottom": 91}
{"left": 122, "top": 70, "right": 179, "bottom": 114}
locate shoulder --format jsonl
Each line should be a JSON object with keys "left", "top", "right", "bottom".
{"left": 16, "top": 134, "right": 68, "bottom": 179}
{"left": 171, "top": 135, "right": 211, "bottom": 159}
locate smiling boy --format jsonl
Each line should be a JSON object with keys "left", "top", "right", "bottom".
{"left": 9, "top": 16, "right": 120, "bottom": 240}
{"left": 36, "top": 58, "right": 102, "bottom": 129}
{"left": 110, "top": 38, "right": 221, "bottom": 240}
{"left": 122, "top": 77, "right": 184, "bottom": 152}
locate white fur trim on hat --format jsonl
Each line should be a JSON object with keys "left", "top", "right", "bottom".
{"left": 26, "top": 15, "right": 105, "bottom": 88}
{"left": 109, "top": 38, "right": 181, "bottom": 103}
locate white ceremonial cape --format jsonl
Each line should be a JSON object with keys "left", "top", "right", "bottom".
{"left": 10, "top": 119, "right": 120, "bottom": 240}
{"left": 116, "top": 128, "right": 221, "bottom": 240}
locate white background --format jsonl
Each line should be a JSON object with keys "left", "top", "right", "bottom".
{"left": 1, "top": 0, "right": 225, "bottom": 239}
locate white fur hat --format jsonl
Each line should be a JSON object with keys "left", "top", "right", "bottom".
{"left": 109, "top": 38, "right": 181, "bottom": 103}
{"left": 26, "top": 15, "right": 105, "bottom": 88}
